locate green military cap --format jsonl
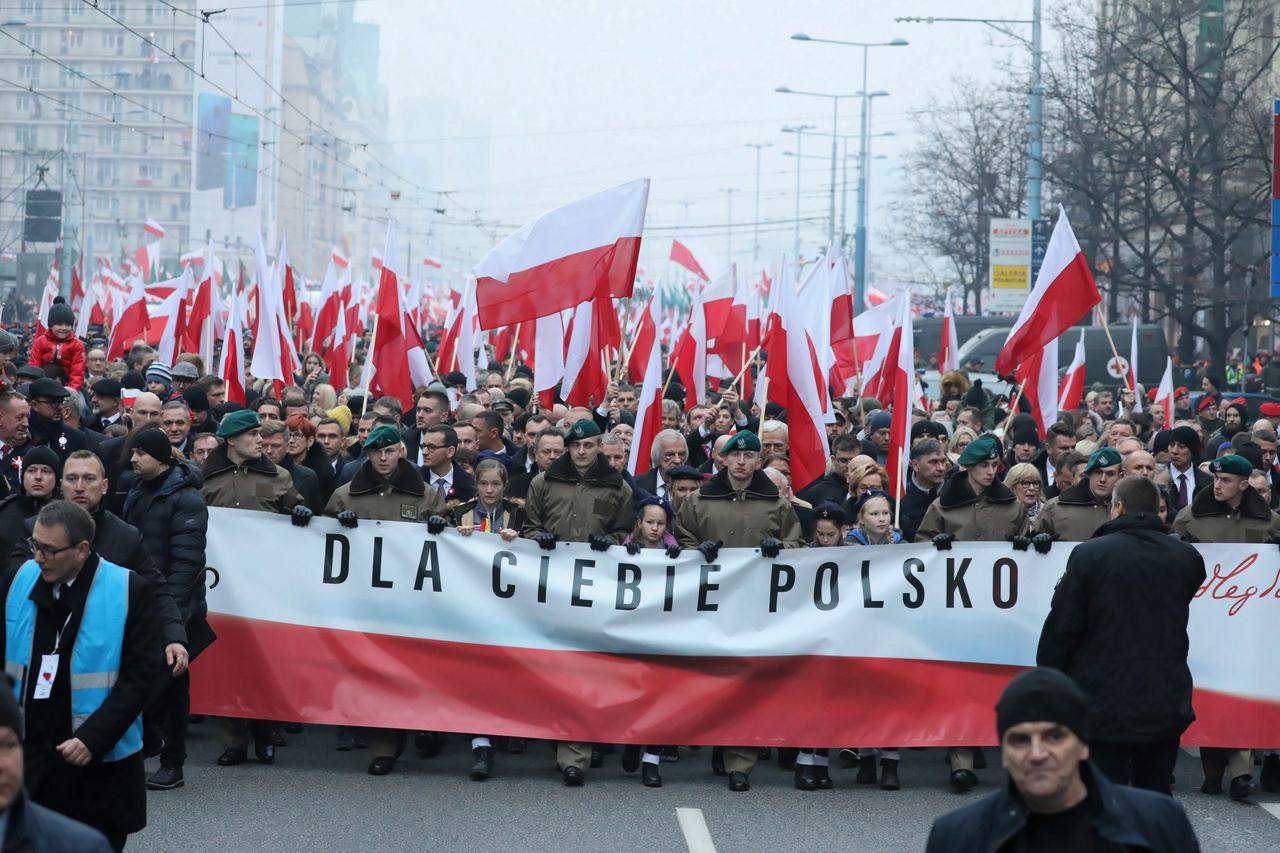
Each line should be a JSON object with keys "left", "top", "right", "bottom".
{"left": 565, "top": 419, "right": 602, "bottom": 443}
{"left": 216, "top": 409, "right": 260, "bottom": 438}
{"left": 1083, "top": 447, "right": 1122, "bottom": 474}
{"left": 722, "top": 430, "right": 762, "bottom": 453}
{"left": 364, "top": 424, "right": 402, "bottom": 450}
{"left": 860, "top": 397, "right": 883, "bottom": 413}
{"left": 1208, "top": 454, "right": 1253, "bottom": 477}
{"left": 957, "top": 433, "right": 1001, "bottom": 466}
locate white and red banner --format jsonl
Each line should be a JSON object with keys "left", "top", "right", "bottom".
{"left": 190, "top": 510, "right": 1280, "bottom": 747}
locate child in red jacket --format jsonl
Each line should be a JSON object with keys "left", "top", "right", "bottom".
{"left": 29, "top": 297, "right": 85, "bottom": 390}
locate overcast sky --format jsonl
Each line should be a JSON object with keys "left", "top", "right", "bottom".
{"left": 368, "top": 0, "right": 1041, "bottom": 285}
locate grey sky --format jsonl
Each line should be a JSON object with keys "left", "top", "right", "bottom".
{"left": 370, "top": 0, "right": 1039, "bottom": 283}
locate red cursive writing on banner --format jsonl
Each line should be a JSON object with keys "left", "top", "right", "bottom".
{"left": 1195, "top": 553, "right": 1280, "bottom": 616}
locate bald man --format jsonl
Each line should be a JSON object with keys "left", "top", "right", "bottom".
{"left": 1123, "top": 450, "right": 1157, "bottom": 481}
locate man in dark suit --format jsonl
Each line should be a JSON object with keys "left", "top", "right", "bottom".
{"left": 261, "top": 421, "right": 322, "bottom": 512}
{"left": 509, "top": 428, "right": 564, "bottom": 501}
{"left": 634, "top": 429, "right": 689, "bottom": 503}
{"left": 418, "top": 424, "right": 476, "bottom": 509}
{"left": 1164, "top": 426, "right": 1211, "bottom": 516}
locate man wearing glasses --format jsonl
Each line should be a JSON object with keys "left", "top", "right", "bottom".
{"left": 418, "top": 425, "right": 475, "bottom": 509}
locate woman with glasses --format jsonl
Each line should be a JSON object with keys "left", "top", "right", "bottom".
{"left": 285, "top": 414, "right": 335, "bottom": 507}
{"left": 1004, "top": 462, "right": 1045, "bottom": 529}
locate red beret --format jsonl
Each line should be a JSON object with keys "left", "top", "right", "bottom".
{"left": 1260, "top": 402, "right": 1280, "bottom": 418}
{"left": 1174, "top": 386, "right": 1189, "bottom": 397}
{"left": 1197, "top": 396, "right": 1216, "bottom": 413}
{"left": 1147, "top": 387, "right": 1159, "bottom": 401}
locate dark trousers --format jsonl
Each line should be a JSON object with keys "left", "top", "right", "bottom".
{"left": 1089, "top": 738, "right": 1180, "bottom": 796}
{"left": 152, "top": 671, "right": 189, "bottom": 769}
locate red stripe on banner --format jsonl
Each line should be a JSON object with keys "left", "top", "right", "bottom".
{"left": 189, "top": 615, "right": 1280, "bottom": 747}
{"left": 475, "top": 236, "right": 640, "bottom": 330}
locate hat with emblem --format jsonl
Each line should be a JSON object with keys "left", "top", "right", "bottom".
{"left": 956, "top": 433, "right": 1001, "bottom": 466}
{"left": 364, "top": 424, "right": 403, "bottom": 450}
{"left": 722, "top": 430, "right": 762, "bottom": 453}
{"left": 216, "top": 409, "right": 260, "bottom": 438}
{"left": 1083, "top": 446, "right": 1122, "bottom": 474}
{"left": 1208, "top": 454, "right": 1253, "bottom": 477}
{"left": 565, "top": 419, "right": 602, "bottom": 443}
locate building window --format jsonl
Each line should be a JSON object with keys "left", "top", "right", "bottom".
{"left": 19, "top": 0, "right": 43, "bottom": 20}
{"left": 140, "top": 163, "right": 161, "bottom": 182}
{"left": 102, "top": 32, "right": 123, "bottom": 52}
{"left": 15, "top": 125, "right": 37, "bottom": 147}
{"left": 58, "top": 62, "right": 81, "bottom": 87}
{"left": 17, "top": 62, "right": 37, "bottom": 84}
{"left": 61, "top": 29, "right": 83, "bottom": 52}
{"left": 63, "top": 1, "right": 84, "bottom": 19}
{"left": 17, "top": 28, "right": 42, "bottom": 49}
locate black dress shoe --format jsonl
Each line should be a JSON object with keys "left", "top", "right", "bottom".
{"left": 879, "top": 759, "right": 900, "bottom": 791}
{"left": 1201, "top": 776, "right": 1223, "bottom": 795}
{"left": 1261, "top": 754, "right": 1280, "bottom": 793}
{"left": 711, "top": 746, "right": 726, "bottom": 776}
{"left": 794, "top": 765, "right": 816, "bottom": 790}
{"left": 728, "top": 771, "right": 750, "bottom": 792}
{"left": 146, "top": 765, "right": 184, "bottom": 790}
{"left": 950, "top": 769, "right": 978, "bottom": 793}
{"left": 368, "top": 756, "right": 395, "bottom": 776}
{"left": 254, "top": 738, "right": 276, "bottom": 765}
{"left": 812, "top": 764, "right": 833, "bottom": 790}
{"left": 217, "top": 748, "right": 247, "bottom": 766}
{"left": 589, "top": 748, "right": 603, "bottom": 769}
{"left": 856, "top": 755, "right": 878, "bottom": 785}
{"left": 642, "top": 762, "right": 662, "bottom": 787}
{"left": 1229, "top": 774, "right": 1255, "bottom": 801}
{"left": 838, "top": 748, "right": 859, "bottom": 768}
{"left": 470, "top": 746, "right": 494, "bottom": 781}
{"left": 621, "top": 745, "right": 641, "bottom": 773}
{"left": 563, "top": 766, "right": 585, "bottom": 786}
{"left": 335, "top": 728, "right": 354, "bottom": 751}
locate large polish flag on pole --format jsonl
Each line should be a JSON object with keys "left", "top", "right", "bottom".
{"left": 627, "top": 295, "right": 664, "bottom": 477}
{"left": 1129, "top": 315, "right": 1143, "bottom": 412}
{"left": 994, "top": 207, "right": 1101, "bottom": 378}
{"left": 218, "top": 283, "right": 248, "bottom": 405}
{"left": 106, "top": 274, "right": 150, "bottom": 361}
{"left": 1152, "top": 357, "right": 1175, "bottom": 427}
{"left": 155, "top": 266, "right": 194, "bottom": 367}
{"left": 1058, "top": 328, "right": 1087, "bottom": 412}
{"left": 938, "top": 286, "right": 960, "bottom": 372}
{"left": 884, "top": 292, "right": 915, "bottom": 500}
{"left": 474, "top": 178, "right": 649, "bottom": 330}
{"left": 362, "top": 222, "right": 416, "bottom": 408}
{"left": 532, "top": 310, "right": 566, "bottom": 410}
{"left": 1014, "top": 340, "right": 1059, "bottom": 438}
{"left": 857, "top": 292, "right": 905, "bottom": 402}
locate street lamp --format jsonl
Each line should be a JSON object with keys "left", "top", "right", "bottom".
{"left": 744, "top": 142, "right": 772, "bottom": 261}
{"left": 781, "top": 124, "right": 816, "bottom": 261}
{"left": 895, "top": 4, "right": 1042, "bottom": 222}
{"left": 790, "top": 32, "right": 908, "bottom": 312}
{"left": 775, "top": 87, "right": 859, "bottom": 251}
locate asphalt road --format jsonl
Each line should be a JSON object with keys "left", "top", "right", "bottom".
{"left": 129, "top": 725, "right": 1280, "bottom": 852}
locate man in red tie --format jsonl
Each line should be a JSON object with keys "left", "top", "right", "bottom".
{"left": 0, "top": 387, "right": 30, "bottom": 500}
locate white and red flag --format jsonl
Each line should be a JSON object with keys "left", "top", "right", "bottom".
{"left": 670, "top": 287, "right": 708, "bottom": 410}
{"left": 1058, "top": 328, "right": 1087, "bottom": 413}
{"left": 626, "top": 293, "right": 658, "bottom": 385}
{"left": 107, "top": 274, "right": 150, "bottom": 361}
{"left": 310, "top": 258, "right": 344, "bottom": 356}
{"left": 362, "top": 222, "right": 416, "bottom": 408}
{"left": 938, "top": 286, "right": 960, "bottom": 372}
{"left": 249, "top": 232, "right": 301, "bottom": 397}
{"left": 994, "top": 207, "right": 1101, "bottom": 378}
{"left": 218, "top": 283, "right": 247, "bottom": 405}
{"left": 143, "top": 217, "right": 165, "bottom": 240}
{"left": 183, "top": 238, "right": 219, "bottom": 369}
{"left": 474, "top": 178, "right": 648, "bottom": 330}
{"left": 884, "top": 292, "right": 915, "bottom": 500}
{"left": 561, "top": 298, "right": 618, "bottom": 408}
{"left": 35, "top": 273, "right": 58, "bottom": 338}
{"left": 627, "top": 295, "right": 664, "bottom": 477}
{"left": 1014, "top": 340, "right": 1059, "bottom": 438}
{"left": 669, "top": 238, "right": 709, "bottom": 281}
{"left": 857, "top": 292, "right": 905, "bottom": 402}
{"left": 1152, "top": 357, "right": 1175, "bottom": 426}
{"left": 1129, "top": 315, "right": 1142, "bottom": 413}
{"left": 532, "top": 310, "right": 566, "bottom": 410}
{"left": 155, "top": 267, "right": 194, "bottom": 367}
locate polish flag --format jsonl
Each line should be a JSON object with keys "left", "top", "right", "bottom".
{"left": 626, "top": 294, "right": 658, "bottom": 385}
{"left": 1152, "top": 357, "right": 1175, "bottom": 427}
{"left": 218, "top": 283, "right": 247, "bottom": 405}
{"left": 310, "top": 258, "right": 344, "bottom": 355}
{"left": 134, "top": 242, "right": 161, "bottom": 282}
{"left": 450, "top": 277, "right": 479, "bottom": 392}
{"left": 474, "top": 178, "right": 648, "bottom": 330}
{"left": 35, "top": 275, "right": 58, "bottom": 337}
{"left": 701, "top": 264, "right": 738, "bottom": 340}
{"left": 1129, "top": 315, "right": 1142, "bottom": 413}
{"left": 423, "top": 256, "right": 443, "bottom": 270}
{"left": 363, "top": 222, "right": 416, "bottom": 407}
{"left": 183, "top": 239, "right": 218, "bottom": 368}
{"left": 331, "top": 246, "right": 349, "bottom": 269}
{"left": 561, "top": 298, "right": 612, "bottom": 408}
{"left": 1014, "top": 339, "right": 1059, "bottom": 438}
{"left": 627, "top": 296, "right": 664, "bottom": 477}
{"left": 107, "top": 274, "right": 150, "bottom": 361}
{"left": 143, "top": 217, "right": 165, "bottom": 240}
{"left": 827, "top": 251, "right": 856, "bottom": 392}
{"left": 670, "top": 288, "right": 708, "bottom": 410}
{"left": 938, "top": 286, "right": 960, "bottom": 372}
{"left": 279, "top": 237, "right": 298, "bottom": 333}
{"left": 670, "top": 238, "right": 709, "bottom": 281}
{"left": 533, "top": 310, "right": 565, "bottom": 410}
{"left": 857, "top": 292, "right": 905, "bottom": 401}
{"left": 400, "top": 270, "right": 433, "bottom": 391}
{"left": 155, "top": 267, "right": 194, "bottom": 367}
{"left": 74, "top": 269, "right": 98, "bottom": 339}
{"left": 70, "top": 261, "right": 84, "bottom": 315}
{"left": 1057, "top": 329, "right": 1087, "bottom": 412}
{"left": 323, "top": 290, "right": 351, "bottom": 389}
{"left": 995, "top": 207, "right": 1101, "bottom": 378}
{"left": 249, "top": 232, "right": 300, "bottom": 396}
{"left": 764, "top": 257, "right": 829, "bottom": 491}
{"left": 884, "top": 293, "right": 915, "bottom": 500}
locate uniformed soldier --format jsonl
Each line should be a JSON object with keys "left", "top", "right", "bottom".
{"left": 675, "top": 430, "right": 803, "bottom": 792}
{"left": 323, "top": 424, "right": 448, "bottom": 776}
{"left": 1171, "top": 453, "right": 1280, "bottom": 801}
{"left": 1034, "top": 447, "right": 1121, "bottom": 541}
{"left": 200, "top": 409, "right": 308, "bottom": 767}
{"left": 915, "top": 433, "right": 1034, "bottom": 794}
{"left": 521, "top": 419, "right": 633, "bottom": 787}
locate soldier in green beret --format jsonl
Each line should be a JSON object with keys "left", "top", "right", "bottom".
{"left": 1171, "top": 452, "right": 1280, "bottom": 801}
{"left": 1035, "top": 447, "right": 1121, "bottom": 541}
{"left": 675, "top": 429, "right": 803, "bottom": 793}
{"left": 521, "top": 418, "right": 633, "bottom": 787}
{"left": 915, "top": 432, "right": 1032, "bottom": 793}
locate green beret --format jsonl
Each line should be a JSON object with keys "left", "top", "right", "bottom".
{"left": 565, "top": 419, "right": 602, "bottom": 443}
{"left": 1083, "top": 447, "right": 1122, "bottom": 474}
{"left": 216, "top": 409, "right": 260, "bottom": 438}
{"left": 723, "top": 430, "right": 762, "bottom": 453}
{"left": 957, "top": 434, "right": 1001, "bottom": 466}
{"left": 364, "top": 424, "right": 403, "bottom": 450}
{"left": 1209, "top": 454, "right": 1254, "bottom": 477}
{"left": 860, "top": 397, "right": 883, "bottom": 413}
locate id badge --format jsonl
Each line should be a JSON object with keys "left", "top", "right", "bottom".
{"left": 32, "top": 654, "right": 58, "bottom": 700}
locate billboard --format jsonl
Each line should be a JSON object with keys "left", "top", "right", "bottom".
{"left": 987, "top": 218, "right": 1032, "bottom": 312}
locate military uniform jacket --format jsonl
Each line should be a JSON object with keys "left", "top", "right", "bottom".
{"left": 675, "top": 469, "right": 803, "bottom": 549}
{"left": 1034, "top": 480, "right": 1111, "bottom": 541}
{"left": 1171, "top": 485, "right": 1280, "bottom": 544}
{"left": 915, "top": 474, "right": 1028, "bottom": 542}
{"left": 521, "top": 454, "right": 633, "bottom": 543}
{"left": 200, "top": 445, "right": 304, "bottom": 513}
{"left": 323, "top": 459, "right": 445, "bottom": 522}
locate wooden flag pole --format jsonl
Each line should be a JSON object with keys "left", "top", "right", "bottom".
{"left": 360, "top": 310, "right": 382, "bottom": 417}
{"left": 504, "top": 324, "right": 521, "bottom": 382}
{"left": 1095, "top": 306, "right": 1134, "bottom": 393}
{"left": 730, "top": 344, "right": 763, "bottom": 391}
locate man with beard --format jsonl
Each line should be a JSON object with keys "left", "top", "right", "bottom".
{"left": 24, "top": 379, "right": 86, "bottom": 461}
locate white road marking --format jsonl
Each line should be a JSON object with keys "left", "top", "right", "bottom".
{"left": 676, "top": 807, "right": 717, "bottom": 853}
{"left": 1261, "top": 803, "right": 1280, "bottom": 822}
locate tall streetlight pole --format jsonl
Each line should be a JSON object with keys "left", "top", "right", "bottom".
{"left": 721, "top": 187, "right": 738, "bottom": 263}
{"left": 782, "top": 124, "right": 815, "bottom": 261}
{"left": 791, "top": 33, "right": 908, "bottom": 313}
{"left": 775, "top": 88, "right": 858, "bottom": 250}
{"left": 744, "top": 142, "right": 772, "bottom": 261}
{"left": 895, "top": 6, "right": 1042, "bottom": 220}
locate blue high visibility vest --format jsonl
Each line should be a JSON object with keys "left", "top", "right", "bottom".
{"left": 4, "top": 558, "right": 142, "bottom": 762}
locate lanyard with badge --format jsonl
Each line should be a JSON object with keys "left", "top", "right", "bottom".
{"left": 32, "top": 599, "right": 73, "bottom": 701}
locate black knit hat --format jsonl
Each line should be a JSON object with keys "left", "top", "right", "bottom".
{"left": 132, "top": 427, "right": 173, "bottom": 464}
{"left": 46, "top": 297, "right": 74, "bottom": 328}
{"left": 996, "top": 667, "right": 1090, "bottom": 742}
{"left": 22, "top": 445, "right": 62, "bottom": 480}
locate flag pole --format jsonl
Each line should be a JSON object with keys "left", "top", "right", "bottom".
{"left": 361, "top": 310, "right": 382, "bottom": 417}
{"left": 730, "top": 344, "right": 763, "bottom": 390}
{"left": 504, "top": 324, "right": 521, "bottom": 382}
{"left": 1095, "top": 307, "right": 1134, "bottom": 393}
{"left": 615, "top": 314, "right": 649, "bottom": 384}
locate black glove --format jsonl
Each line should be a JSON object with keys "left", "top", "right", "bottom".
{"left": 533, "top": 532, "right": 557, "bottom": 551}
{"left": 1031, "top": 533, "right": 1056, "bottom": 554}
{"left": 625, "top": 539, "right": 642, "bottom": 556}
{"left": 290, "top": 505, "right": 313, "bottom": 527}
{"left": 760, "top": 537, "right": 783, "bottom": 559}
{"left": 697, "top": 540, "right": 722, "bottom": 563}
{"left": 337, "top": 510, "right": 359, "bottom": 529}
{"left": 1009, "top": 535, "right": 1031, "bottom": 552}
{"left": 426, "top": 515, "right": 448, "bottom": 535}
{"left": 932, "top": 533, "right": 955, "bottom": 551}
{"left": 588, "top": 533, "right": 612, "bottom": 552}
{"left": 665, "top": 543, "right": 682, "bottom": 560}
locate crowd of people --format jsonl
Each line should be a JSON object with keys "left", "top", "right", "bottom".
{"left": 0, "top": 298, "right": 1258, "bottom": 850}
